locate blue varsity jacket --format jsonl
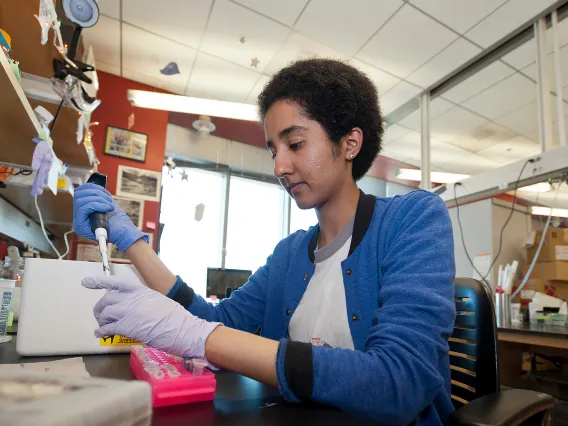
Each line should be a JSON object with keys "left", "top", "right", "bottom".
{"left": 167, "top": 190, "right": 457, "bottom": 425}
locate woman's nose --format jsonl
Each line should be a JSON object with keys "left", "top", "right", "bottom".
{"left": 274, "top": 151, "right": 294, "bottom": 178}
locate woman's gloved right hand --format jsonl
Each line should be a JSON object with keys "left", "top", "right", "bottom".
{"left": 73, "top": 183, "right": 147, "bottom": 252}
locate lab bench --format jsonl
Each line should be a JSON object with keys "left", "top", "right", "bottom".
{"left": 0, "top": 336, "right": 374, "bottom": 426}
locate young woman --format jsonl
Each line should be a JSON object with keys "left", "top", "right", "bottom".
{"left": 74, "top": 59, "right": 456, "bottom": 425}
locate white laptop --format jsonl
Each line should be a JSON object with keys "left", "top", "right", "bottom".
{"left": 17, "top": 258, "right": 147, "bottom": 356}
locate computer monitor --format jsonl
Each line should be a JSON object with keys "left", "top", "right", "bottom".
{"left": 206, "top": 268, "right": 252, "bottom": 299}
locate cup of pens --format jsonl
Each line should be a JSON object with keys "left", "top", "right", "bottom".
{"left": 495, "top": 261, "right": 518, "bottom": 327}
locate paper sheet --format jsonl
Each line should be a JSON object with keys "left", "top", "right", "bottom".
{"left": 0, "top": 357, "right": 90, "bottom": 378}
{"left": 472, "top": 253, "right": 492, "bottom": 285}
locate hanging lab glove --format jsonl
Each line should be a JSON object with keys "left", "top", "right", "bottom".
{"left": 30, "top": 138, "right": 54, "bottom": 197}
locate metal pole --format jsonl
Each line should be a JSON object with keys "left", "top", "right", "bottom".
{"left": 552, "top": 10, "right": 567, "bottom": 147}
{"left": 420, "top": 92, "right": 431, "bottom": 190}
{"left": 220, "top": 170, "right": 231, "bottom": 269}
{"left": 535, "top": 18, "right": 554, "bottom": 152}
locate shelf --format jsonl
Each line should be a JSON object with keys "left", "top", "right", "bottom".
{"left": 0, "top": 48, "right": 42, "bottom": 168}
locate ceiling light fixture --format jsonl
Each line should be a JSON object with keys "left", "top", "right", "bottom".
{"left": 531, "top": 206, "right": 568, "bottom": 218}
{"left": 127, "top": 90, "right": 259, "bottom": 122}
{"left": 396, "top": 168, "right": 470, "bottom": 184}
{"left": 193, "top": 115, "right": 216, "bottom": 137}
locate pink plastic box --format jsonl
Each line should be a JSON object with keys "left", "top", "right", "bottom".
{"left": 130, "top": 347, "right": 216, "bottom": 407}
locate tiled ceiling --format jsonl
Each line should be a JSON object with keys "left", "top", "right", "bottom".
{"left": 84, "top": 0, "right": 565, "bottom": 176}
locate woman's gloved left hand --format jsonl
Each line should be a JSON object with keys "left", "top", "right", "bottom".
{"left": 82, "top": 276, "right": 222, "bottom": 359}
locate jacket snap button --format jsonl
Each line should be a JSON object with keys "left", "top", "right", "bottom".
{"left": 352, "top": 314, "right": 359, "bottom": 322}
{"left": 346, "top": 269, "right": 352, "bottom": 276}
{"left": 303, "top": 273, "right": 309, "bottom": 280}
{"left": 286, "top": 308, "right": 292, "bottom": 316}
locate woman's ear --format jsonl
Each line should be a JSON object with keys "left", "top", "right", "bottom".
{"left": 343, "top": 128, "right": 363, "bottom": 161}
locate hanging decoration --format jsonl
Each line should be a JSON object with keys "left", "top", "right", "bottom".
{"left": 160, "top": 62, "right": 180, "bottom": 76}
{"left": 0, "top": 29, "right": 21, "bottom": 83}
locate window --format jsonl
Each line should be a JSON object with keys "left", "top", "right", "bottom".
{"left": 159, "top": 167, "right": 225, "bottom": 297}
{"left": 224, "top": 176, "right": 287, "bottom": 272}
{"left": 289, "top": 201, "right": 317, "bottom": 234}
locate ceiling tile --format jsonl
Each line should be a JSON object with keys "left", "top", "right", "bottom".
{"left": 83, "top": 16, "right": 121, "bottom": 71}
{"left": 431, "top": 142, "right": 502, "bottom": 175}
{"left": 406, "top": 38, "right": 481, "bottom": 88}
{"left": 95, "top": 60, "right": 121, "bottom": 76}
{"left": 383, "top": 123, "right": 412, "bottom": 144}
{"left": 448, "top": 122, "right": 517, "bottom": 153}
{"left": 431, "top": 106, "right": 487, "bottom": 142}
{"left": 264, "top": 32, "right": 346, "bottom": 75}
{"left": 186, "top": 53, "right": 260, "bottom": 102}
{"left": 408, "top": 0, "right": 507, "bottom": 34}
{"left": 232, "top": 0, "right": 308, "bottom": 26}
{"left": 442, "top": 61, "right": 515, "bottom": 103}
{"left": 245, "top": 74, "right": 271, "bottom": 104}
{"left": 122, "top": 24, "right": 196, "bottom": 94}
{"left": 122, "top": 0, "right": 212, "bottom": 49}
{"left": 200, "top": 0, "right": 290, "bottom": 73}
{"left": 96, "top": 0, "right": 120, "bottom": 19}
{"left": 295, "top": 0, "right": 402, "bottom": 56}
{"left": 501, "top": 39, "right": 536, "bottom": 70}
{"left": 397, "top": 97, "right": 455, "bottom": 130}
{"left": 494, "top": 101, "right": 538, "bottom": 134}
{"left": 523, "top": 128, "right": 539, "bottom": 143}
{"left": 465, "top": 0, "right": 557, "bottom": 48}
{"left": 380, "top": 131, "right": 421, "bottom": 164}
{"left": 122, "top": 68, "right": 183, "bottom": 93}
{"left": 461, "top": 73, "right": 537, "bottom": 119}
{"left": 380, "top": 81, "right": 422, "bottom": 115}
{"left": 476, "top": 136, "right": 541, "bottom": 165}
{"left": 519, "top": 62, "right": 536, "bottom": 80}
{"left": 356, "top": 4, "right": 457, "bottom": 79}
{"left": 348, "top": 59, "right": 401, "bottom": 95}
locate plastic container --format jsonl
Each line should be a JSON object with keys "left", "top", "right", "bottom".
{"left": 0, "top": 279, "right": 16, "bottom": 343}
{"left": 130, "top": 347, "right": 216, "bottom": 407}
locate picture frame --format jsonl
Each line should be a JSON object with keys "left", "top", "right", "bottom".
{"left": 109, "top": 232, "right": 153, "bottom": 263}
{"left": 116, "top": 165, "right": 162, "bottom": 202}
{"left": 113, "top": 196, "right": 144, "bottom": 229}
{"left": 104, "top": 126, "right": 148, "bottom": 163}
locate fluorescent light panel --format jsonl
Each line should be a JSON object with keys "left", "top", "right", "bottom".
{"left": 127, "top": 90, "right": 259, "bottom": 122}
{"left": 531, "top": 206, "right": 568, "bottom": 218}
{"left": 516, "top": 182, "right": 551, "bottom": 193}
{"left": 396, "top": 168, "right": 470, "bottom": 183}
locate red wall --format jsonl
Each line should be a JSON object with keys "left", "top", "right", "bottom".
{"left": 90, "top": 72, "right": 169, "bottom": 249}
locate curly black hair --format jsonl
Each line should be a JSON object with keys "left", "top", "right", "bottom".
{"left": 258, "top": 58, "right": 384, "bottom": 181}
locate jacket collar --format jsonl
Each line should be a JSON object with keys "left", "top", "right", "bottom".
{"left": 308, "top": 190, "right": 376, "bottom": 263}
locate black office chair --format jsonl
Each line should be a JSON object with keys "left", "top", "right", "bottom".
{"left": 450, "top": 278, "right": 556, "bottom": 426}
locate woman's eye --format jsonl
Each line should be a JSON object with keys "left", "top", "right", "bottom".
{"left": 271, "top": 152, "right": 276, "bottom": 160}
{"left": 290, "top": 142, "right": 303, "bottom": 151}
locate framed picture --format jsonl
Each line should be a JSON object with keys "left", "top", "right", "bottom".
{"left": 109, "top": 232, "right": 153, "bottom": 263}
{"left": 76, "top": 243, "right": 101, "bottom": 262}
{"left": 116, "top": 165, "right": 162, "bottom": 202}
{"left": 113, "top": 196, "right": 144, "bottom": 229}
{"left": 104, "top": 126, "right": 148, "bottom": 162}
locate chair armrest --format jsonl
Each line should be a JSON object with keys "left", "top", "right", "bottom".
{"left": 451, "top": 389, "right": 555, "bottom": 426}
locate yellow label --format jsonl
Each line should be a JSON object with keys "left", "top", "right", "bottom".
{"left": 99, "top": 335, "right": 142, "bottom": 346}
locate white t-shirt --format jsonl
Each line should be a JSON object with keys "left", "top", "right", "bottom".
{"left": 288, "top": 216, "right": 355, "bottom": 350}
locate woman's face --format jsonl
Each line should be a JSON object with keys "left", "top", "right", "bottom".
{"left": 264, "top": 100, "right": 352, "bottom": 210}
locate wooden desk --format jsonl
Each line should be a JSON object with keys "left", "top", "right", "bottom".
{"left": 498, "top": 323, "right": 568, "bottom": 350}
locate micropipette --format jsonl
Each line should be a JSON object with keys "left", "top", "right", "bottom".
{"left": 87, "top": 172, "right": 111, "bottom": 276}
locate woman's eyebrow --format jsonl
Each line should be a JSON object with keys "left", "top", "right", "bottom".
{"left": 267, "top": 125, "right": 309, "bottom": 147}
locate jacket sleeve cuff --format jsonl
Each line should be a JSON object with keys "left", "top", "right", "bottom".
{"left": 166, "top": 275, "right": 195, "bottom": 310}
{"left": 276, "top": 339, "right": 313, "bottom": 403}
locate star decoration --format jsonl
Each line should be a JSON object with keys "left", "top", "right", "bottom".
{"left": 180, "top": 169, "right": 189, "bottom": 181}
{"left": 250, "top": 57, "right": 260, "bottom": 68}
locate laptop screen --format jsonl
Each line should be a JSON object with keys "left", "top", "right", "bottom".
{"left": 206, "top": 268, "right": 252, "bottom": 299}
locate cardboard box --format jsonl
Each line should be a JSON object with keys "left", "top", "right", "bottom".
{"left": 512, "top": 278, "right": 568, "bottom": 303}
{"left": 522, "top": 261, "right": 568, "bottom": 281}
{"left": 526, "top": 228, "right": 568, "bottom": 263}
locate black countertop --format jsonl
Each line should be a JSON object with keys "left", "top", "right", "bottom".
{"left": 0, "top": 336, "right": 374, "bottom": 426}
{"left": 498, "top": 322, "right": 568, "bottom": 339}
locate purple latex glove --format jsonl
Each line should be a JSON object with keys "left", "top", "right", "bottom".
{"left": 82, "top": 276, "right": 222, "bottom": 359}
{"left": 31, "top": 138, "right": 54, "bottom": 197}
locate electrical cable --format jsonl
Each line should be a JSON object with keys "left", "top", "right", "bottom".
{"left": 59, "top": 230, "right": 74, "bottom": 260}
{"left": 453, "top": 157, "right": 535, "bottom": 286}
{"left": 50, "top": 99, "right": 66, "bottom": 132}
{"left": 0, "top": 170, "right": 34, "bottom": 177}
{"left": 34, "top": 195, "right": 62, "bottom": 259}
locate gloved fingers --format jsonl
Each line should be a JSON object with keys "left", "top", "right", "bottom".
{"left": 94, "top": 322, "right": 118, "bottom": 339}
{"left": 82, "top": 276, "right": 142, "bottom": 292}
{"left": 93, "top": 291, "right": 128, "bottom": 321}
{"left": 75, "top": 196, "right": 115, "bottom": 214}
{"left": 96, "top": 303, "right": 127, "bottom": 326}
{"left": 75, "top": 183, "right": 114, "bottom": 200}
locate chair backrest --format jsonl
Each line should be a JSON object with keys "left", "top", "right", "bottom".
{"left": 450, "top": 278, "right": 500, "bottom": 409}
